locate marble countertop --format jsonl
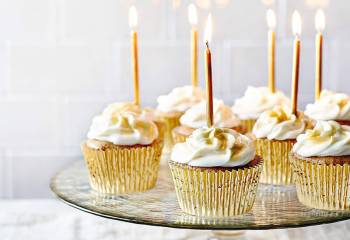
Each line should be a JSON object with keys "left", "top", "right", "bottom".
{"left": 1, "top": 199, "right": 350, "bottom": 240}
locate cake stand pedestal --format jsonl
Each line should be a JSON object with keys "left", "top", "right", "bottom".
{"left": 50, "top": 161, "right": 350, "bottom": 240}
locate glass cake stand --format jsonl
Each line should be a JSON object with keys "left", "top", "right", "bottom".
{"left": 50, "top": 160, "right": 350, "bottom": 240}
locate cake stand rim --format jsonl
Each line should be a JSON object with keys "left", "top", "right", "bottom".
{"left": 50, "top": 161, "right": 350, "bottom": 231}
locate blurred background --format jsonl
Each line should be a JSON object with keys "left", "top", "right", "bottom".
{"left": 0, "top": 0, "right": 349, "bottom": 198}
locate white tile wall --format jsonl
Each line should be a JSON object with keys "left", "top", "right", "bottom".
{"left": 0, "top": 98, "right": 60, "bottom": 148}
{"left": 119, "top": 42, "right": 195, "bottom": 106}
{"left": 7, "top": 149, "right": 78, "bottom": 198}
{"left": 0, "top": 150, "right": 12, "bottom": 198}
{"left": 8, "top": 43, "right": 115, "bottom": 95}
{"left": 59, "top": 96, "right": 117, "bottom": 149}
{"left": 1, "top": 0, "right": 350, "bottom": 198}
{"left": 0, "top": 0, "right": 54, "bottom": 43}
{"left": 61, "top": 0, "right": 168, "bottom": 42}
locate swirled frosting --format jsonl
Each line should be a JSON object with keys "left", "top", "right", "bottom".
{"left": 305, "top": 90, "right": 350, "bottom": 121}
{"left": 156, "top": 85, "right": 205, "bottom": 113}
{"left": 253, "top": 107, "right": 306, "bottom": 140}
{"left": 293, "top": 121, "right": 350, "bottom": 157}
{"left": 171, "top": 127, "right": 255, "bottom": 167}
{"left": 233, "top": 86, "right": 290, "bottom": 120}
{"left": 87, "top": 104, "right": 158, "bottom": 146}
{"left": 180, "top": 99, "right": 240, "bottom": 129}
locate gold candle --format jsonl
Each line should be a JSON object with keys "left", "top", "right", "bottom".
{"left": 314, "top": 9, "right": 325, "bottom": 101}
{"left": 188, "top": 4, "right": 198, "bottom": 87}
{"left": 204, "top": 14, "right": 213, "bottom": 127}
{"left": 267, "top": 9, "right": 276, "bottom": 93}
{"left": 291, "top": 11, "right": 302, "bottom": 115}
{"left": 129, "top": 6, "right": 140, "bottom": 106}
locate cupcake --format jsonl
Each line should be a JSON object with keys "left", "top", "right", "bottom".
{"left": 172, "top": 99, "right": 244, "bottom": 144}
{"left": 156, "top": 86, "right": 205, "bottom": 152}
{"left": 253, "top": 106, "right": 306, "bottom": 185}
{"left": 103, "top": 102, "right": 165, "bottom": 143}
{"left": 169, "top": 127, "right": 263, "bottom": 217}
{"left": 233, "top": 86, "right": 290, "bottom": 132}
{"left": 291, "top": 120, "right": 350, "bottom": 210}
{"left": 305, "top": 90, "right": 350, "bottom": 126}
{"left": 81, "top": 104, "right": 162, "bottom": 194}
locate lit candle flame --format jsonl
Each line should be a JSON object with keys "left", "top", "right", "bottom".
{"left": 292, "top": 10, "right": 302, "bottom": 36}
{"left": 315, "top": 9, "right": 325, "bottom": 32}
{"left": 266, "top": 9, "right": 276, "bottom": 30}
{"left": 204, "top": 14, "right": 212, "bottom": 44}
{"left": 188, "top": 4, "right": 198, "bottom": 26}
{"left": 129, "top": 6, "right": 138, "bottom": 28}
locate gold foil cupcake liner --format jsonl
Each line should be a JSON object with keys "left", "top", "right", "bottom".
{"left": 168, "top": 159, "right": 263, "bottom": 217}
{"left": 161, "top": 114, "right": 182, "bottom": 153}
{"left": 290, "top": 156, "right": 350, "bottom": 210}
{"left": 81, "top": 141, "right": 162, "bottom": 194}
{"left": 240, "top": 119, "right": 256, "bottom": 133}
{"left": 255, "top": 138, "right": 295, "bottom": 185}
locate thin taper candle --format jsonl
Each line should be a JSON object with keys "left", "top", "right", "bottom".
{"left": 314, "top": 9, "right": 325, "bottom": 101}
{"left": 131, "top": 31, "right": 140, "bottom": 105}
{"left": 189, "top": 4, "right": 198, "bottom": 87}
{"left": 267, "top": 9, "right": 276, "bottom": 93}
{"left": 205, "top": 41, "right": 213, "bottom": 127}
{"left": 315, "top": 33, "right": 323, "bottom": 100}
{"left": 268, "top": 30, "right": 276, "bottom": 93}
{"left": 191, "top": 29, "right": 198, "bottom": 87}
{"left": 291, "top": 37, "right": 300, "bottom": 115}
{"left": 129, "top": 6, "right": 140, "bottom": 106}
{"left": 291, "top": 11, "right": 302, "bottom": 115}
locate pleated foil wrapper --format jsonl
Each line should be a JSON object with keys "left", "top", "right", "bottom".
{"left": 81, "top": 140, "right": 162, "bottom": 194}
{"left": 290, "top": 155, "right": 350, "bottom": 210}
{"left": 160, "top": 114, "right": 182, "bottom": 153}
{"left": 240, "top": 119, "right": 256, "bottom": 133}
{"left": 255, "top": 138, "right": 295, "bottom": 185}
{"left": 168, "top": 159, "right": 263, "bottom": 217}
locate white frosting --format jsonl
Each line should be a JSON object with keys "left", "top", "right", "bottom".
{"left": 171, "top": 127, "right": 255, "bottom": 167}
{"left": 253, "top": 106, "right": 306, "bottom": 140}
{"left": 157, "top": 85, "right": 205, "bottom": 113}
{"left": 293, "top": 121, "right": 350, "bottom": 157}
{"left": 180, "top": 99, "right": 240, "bottom": 129}
{"left": 305, "top": 90, "right": 350, "bottom": 121}
{"left": 233, "top": 86, "right": 290, "bottom": 120}
{"left": 87, "top": 104, "right": 158, "bottom": 146}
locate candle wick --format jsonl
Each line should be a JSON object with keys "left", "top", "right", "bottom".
{"left": 205, "top": 41, "right": 209, "bottom": 48}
